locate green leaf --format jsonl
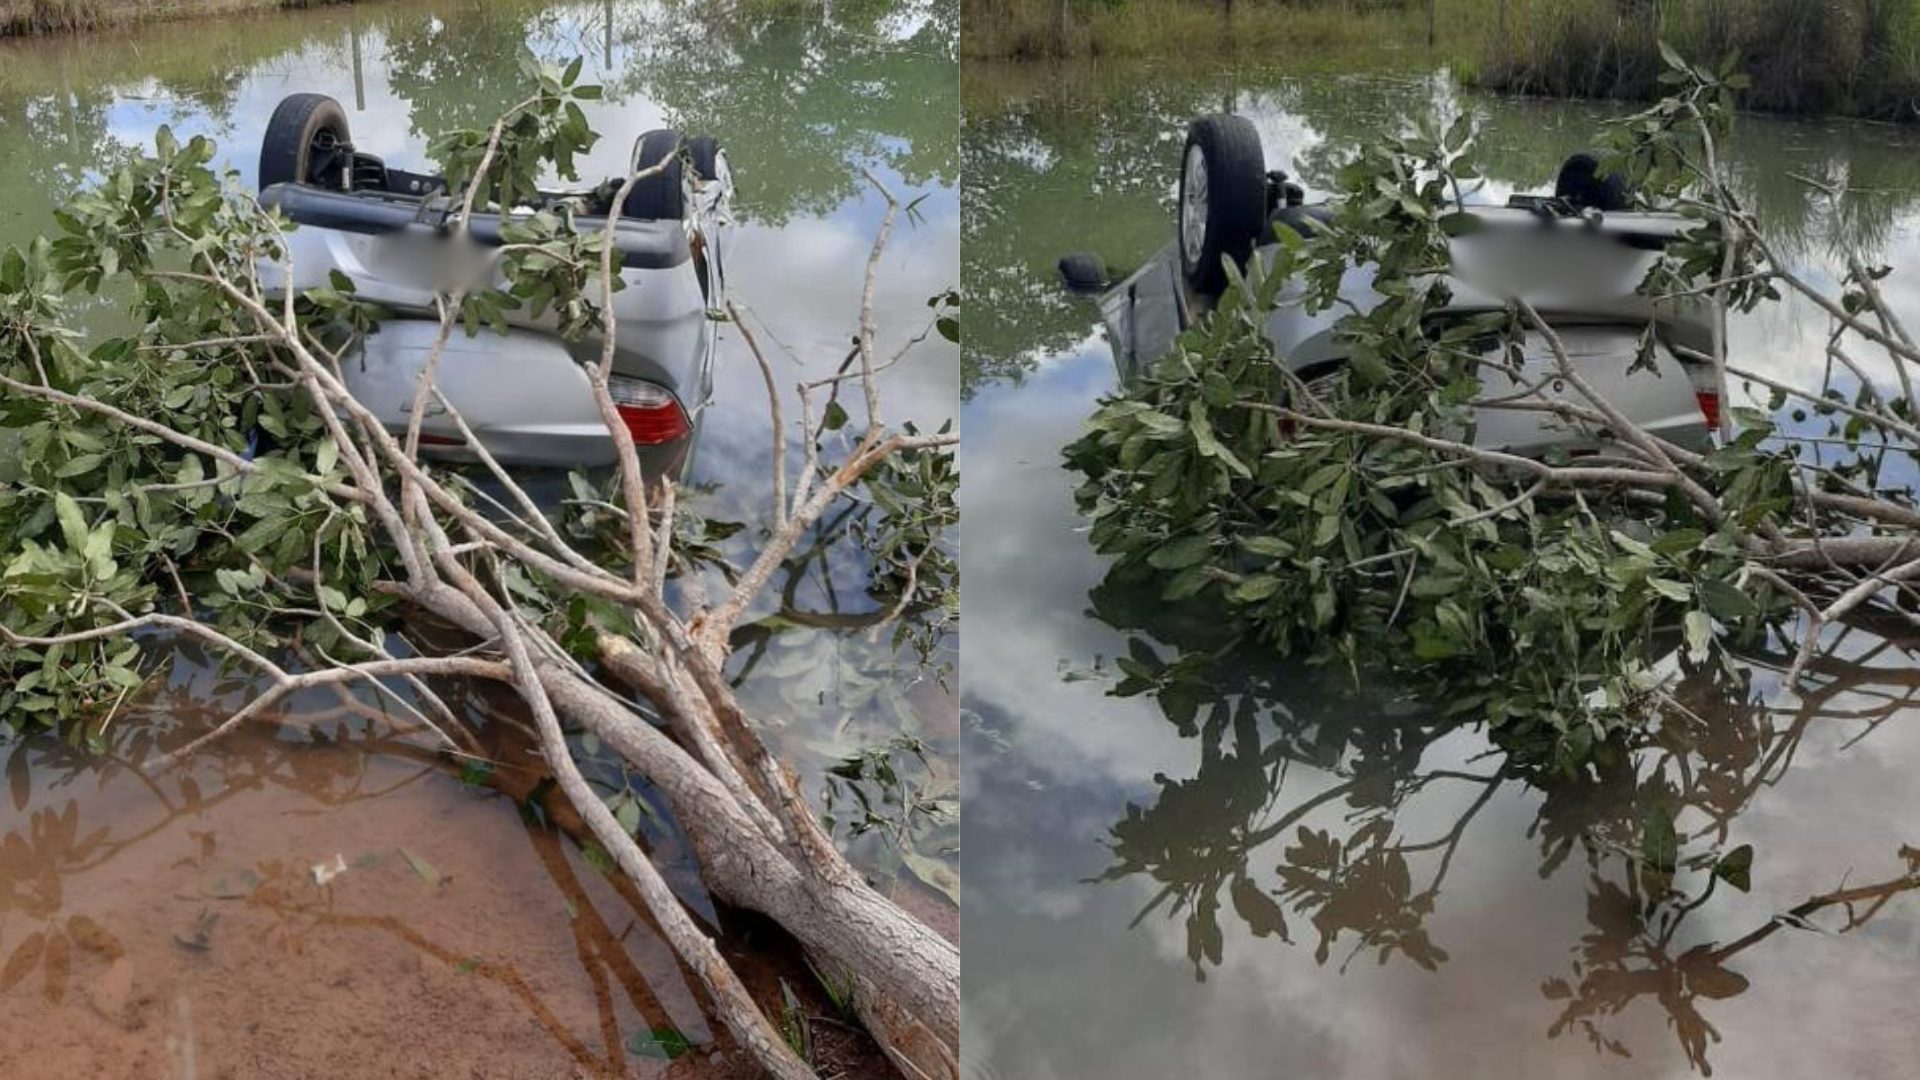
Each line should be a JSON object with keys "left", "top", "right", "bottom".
{"left": 1683, "top": 610, "right": 1713, "bottom": 659}
{"left": 55, "top": 454, "right": 102, "bottom": 479}
{"left": 1651, "top": 529, "right": 1705, "bottom": 557}
{"left": 1238, "top": 536, "right": 1295, "bottom": 559}
{"left": 823, "top": 400, "right": 849, "bottom": 431}
{"left": 613, "top": 796, "right": 641, "bottom": 835}
{"left": 1232, "top": 576, "right": 1282, "bottom": 603}
{"left": 1648, "top": 577, "right": 1692, "bottom": 603}
{"left": 1698, "top": 579, "right": 1758, "bottom": 620}
{"left": 54, "top": 492, "right": 88, "bottom": 553}
{"left": 1312, "top": 512, "right": 1340, "bottom": 549}
{"left": 401, "top": 848, "right": 446, "bottom": 886}
{"left": 627, "top": 1027, "right": 693, "bottom": 1060}
{"left": 1148, "top": 536, "right": 1212, "bottom": 570}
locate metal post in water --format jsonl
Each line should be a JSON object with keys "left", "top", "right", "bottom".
{"left": 350, "top": 24, "right": 365, "bottom": 112}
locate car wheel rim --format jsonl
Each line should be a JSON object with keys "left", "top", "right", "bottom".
{"left": 1181, "top": 144, "right": 1208, "bottom": 267}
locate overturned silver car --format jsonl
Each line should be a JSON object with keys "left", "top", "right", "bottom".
{"left": 254, "top": 93, "right": 731, "bottom": 475}
{"left": 1083, "top": 113, "right": 1720, "bottom": 457}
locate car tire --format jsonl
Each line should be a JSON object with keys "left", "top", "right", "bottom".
{"left": 1058, "top": 251, "right": 1108, "bottom": 292}
{"left": 1178, "top": 114, "right": 1268, "bottom": 296}
{"left": 259, "top": 93, "right": 352, "bottom": 191}
{"left": 623, "top": 129, "right": 688, "bottom": 220}
{"left": 686, "top": 135, "right": 724, "bottom": 184}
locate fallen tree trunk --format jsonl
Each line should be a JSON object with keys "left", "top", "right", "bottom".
{"left": 379, "top": 580, "right": 960, "bottom": 1078}
{"left": 0, "top": 71, "right": 959, "bottom": 1077}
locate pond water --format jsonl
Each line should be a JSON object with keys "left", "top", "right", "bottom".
{"left": 961, "top": 60, "right": 1920, "bottom": 1079}
{"left": 0, "top": 0, "right": 957, "bottom": 1075}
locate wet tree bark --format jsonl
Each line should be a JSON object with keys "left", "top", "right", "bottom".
{"left": 402, "top": 581, "right": 961, "bottom": 1079}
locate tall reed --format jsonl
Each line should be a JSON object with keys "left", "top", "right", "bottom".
{"left": 1476, "top": 0, "right": 1920, "bottom": 121}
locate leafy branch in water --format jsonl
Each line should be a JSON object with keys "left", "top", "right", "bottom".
{"left": 0, "top": 56, "right": 958, "bottom": 1078}
{"left": 1067, "top": 53, "right": 1920, "bottom": 775}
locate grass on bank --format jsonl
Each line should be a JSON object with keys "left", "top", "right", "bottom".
{"left": 1476, "top": 0, "right": 1920, "bottom": 121}
{"left": 968, "top": 0, "right": 1920, "bottom": 122}
{"left": 0, "top": 0, "right": 347, "bottom": 37}
{"left": 963, "top": 0, "right": 1466, "bottom": 61}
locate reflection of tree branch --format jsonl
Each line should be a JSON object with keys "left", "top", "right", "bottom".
{"left": 1707, "top": 862, "right": 1920, "bottom": 964}
{"left": 1547, "top": 855, "right": 1920, "bottom": 1074}
{"left": 1088, "top": 586, "right": 1920, "bottom": 1071}
{"left": 265, "top": 901, "right": 608, "bottom": 1072}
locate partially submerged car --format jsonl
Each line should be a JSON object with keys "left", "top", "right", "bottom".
{"left": 1080, "top": 114, "right": 1720, "bottom": 456}
{"left": 254, "top": 93, "right": 731, "bottom": 476}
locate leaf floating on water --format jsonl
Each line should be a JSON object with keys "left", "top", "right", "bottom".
{"left": 581, "top": 841, "right": 616, "bottom": 877}
{"left": 458, "top": 760, "right": 495, "bottom": 790}
{"left": 400, "top": 848, "right": 445, "bottom": 887}
{"left": 900, "top": 851, "right": 960, "bottom": 905}
{"left": 627, "top": 1026, "right": 694, "bottom": 1060}
{"left": 612, "top": 794, "right": 642, "bottom": 836}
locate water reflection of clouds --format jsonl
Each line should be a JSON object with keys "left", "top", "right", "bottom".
{"left": 961, "top": 349, "right": 1197, "bottom": 785}
{"left": 964, "top": 72, "right": 1920, "bottom": 1080}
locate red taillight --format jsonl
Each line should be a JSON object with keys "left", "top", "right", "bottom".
{"left": 1676, "top": 356, "right": 1722, "bottom": 433}
{"left": 1694, "top": 391, "right": 1721, "bottom": 431}
{"left": 608, "top": 377, "right": 690, "bottom": 445}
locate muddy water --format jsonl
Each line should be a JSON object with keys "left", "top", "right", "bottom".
{"left": 0, "top": 691, "right": 722, "bottom": 1078}
{"left": 0, "top": 0, "right": 957, "bottom": 1075}
{"left": 962, "top": 62, "right": 1920, "bottom": 1079}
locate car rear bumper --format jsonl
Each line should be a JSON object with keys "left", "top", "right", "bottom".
{"left": 343, "top": 320, "right": 696, "bottom": 475}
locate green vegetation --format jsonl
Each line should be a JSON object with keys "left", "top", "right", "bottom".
{"left": 1477, "top": 0, "right": 1920, "bottom": 121}
{"left": 0, "top": 48, "right": 958, "bottom": 1076}
{"left": 1065, "top": 59, "right": 1920, "bottom": 774}
{"left": 968, "top": 0, "right": 1920, "bottom": 121}
{"left": 964, "top": 0, "right": 1441, "bottom": 61}
{"left": 0, "top": 0, "right": 351, "bottom": 38}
